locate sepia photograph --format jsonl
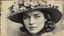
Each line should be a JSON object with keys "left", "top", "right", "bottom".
{"left": 1, "top": 0, "right": 64, "bottom": 36}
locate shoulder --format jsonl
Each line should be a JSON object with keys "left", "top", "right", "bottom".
{"left": 41, "top": 32, "right": 54, "bottom": 36}
{"left": 55, "top": 30, "right": 64, "bottom": 36}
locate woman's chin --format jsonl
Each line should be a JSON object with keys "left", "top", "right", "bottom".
{"left": 29, "top": 30, "right": 39, "bottom": 34}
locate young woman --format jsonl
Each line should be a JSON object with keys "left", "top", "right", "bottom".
{"left": 7, "top": 1, "right": 62, "bottom": 36}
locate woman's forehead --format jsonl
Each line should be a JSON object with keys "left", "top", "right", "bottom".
{"left": 23, "top": 10, "right": 44, "bottom": 16}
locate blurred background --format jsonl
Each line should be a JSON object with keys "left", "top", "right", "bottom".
{"left": 0, "top": 0, "right": 1, "bottom": 36}
{"left": 1, "top": 0, "right": 64, "bottom": 36}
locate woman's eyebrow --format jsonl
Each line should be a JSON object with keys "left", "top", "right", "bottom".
{"left": 34, "top": 13, "right": 40, "bottom": 16}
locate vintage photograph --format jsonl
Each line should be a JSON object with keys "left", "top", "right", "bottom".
{"left": 1, "top": 0, "right": 64, "bottom": 36}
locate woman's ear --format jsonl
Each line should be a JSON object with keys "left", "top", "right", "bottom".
{"left": 44, "top": 18, "right": 47, "bottom": 23}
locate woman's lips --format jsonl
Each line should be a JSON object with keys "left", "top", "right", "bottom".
{"left": 29, "top": 27, "right": 37, "bottom": 28}
{"left": 29, "top": 26, "right": 37, "bottom": 30}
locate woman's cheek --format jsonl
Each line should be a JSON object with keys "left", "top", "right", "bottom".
{"left": 23, "top": 18, "right": 29, "bottom": 23}
{"left": 23, "top": 18, "right": 30, "bottom": 26}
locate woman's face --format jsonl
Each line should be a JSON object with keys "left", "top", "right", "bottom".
{"left": 23, "top": 10, "right": 46, "bottom": 34}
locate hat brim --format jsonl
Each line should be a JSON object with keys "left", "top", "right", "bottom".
{"left": 7, "top": 8, "right": 62, "bottom": 23}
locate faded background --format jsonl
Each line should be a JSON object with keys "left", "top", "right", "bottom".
{"left": 1, "top": 0, "right": 64, "bottom": 36}
{"left": 0, "top": 1, "right": 1, "bottom": 36}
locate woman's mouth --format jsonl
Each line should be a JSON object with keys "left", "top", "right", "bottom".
{"left": 29, "top": 26, "right": 37, "bottom": 30}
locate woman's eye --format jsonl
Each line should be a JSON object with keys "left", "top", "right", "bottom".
{"left": 35, "top": 16, "right": 41, "bottom": 18}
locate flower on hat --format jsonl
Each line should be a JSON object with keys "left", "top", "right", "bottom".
{"left": 9, "top": 0, "right": 59, "bottom": 13}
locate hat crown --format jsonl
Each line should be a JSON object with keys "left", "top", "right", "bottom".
{"left": 9, "top": 0, "right": 59, "bottom": 13}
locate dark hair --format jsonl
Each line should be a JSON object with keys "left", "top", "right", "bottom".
{"left": 19, "top": 10, "right": 55, "bottom": 33}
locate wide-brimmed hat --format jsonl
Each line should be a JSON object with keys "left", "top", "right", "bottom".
{"left": 7, "top": 1, "right": 62, "bottom": 23}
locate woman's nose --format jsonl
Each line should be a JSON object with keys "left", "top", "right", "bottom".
{"left": 29, "top": 17, "right": 35, "bottom": 25}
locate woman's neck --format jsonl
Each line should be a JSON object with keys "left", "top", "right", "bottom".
{"left": 32, "top": 34, "right": 38, "bottom": 36}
